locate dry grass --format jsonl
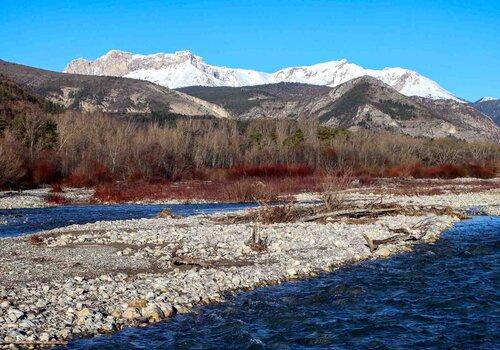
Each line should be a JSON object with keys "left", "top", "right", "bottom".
{"left": 91, "top": 176, "right": 328, "bottom": 203}
{"left": 322, "top": 171, "right": 354, "bottom": 211}
{"left": 255, "top": 204, "right": 310, "bottom": 224}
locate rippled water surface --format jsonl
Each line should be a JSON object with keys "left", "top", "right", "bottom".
{"left": 0, "top": 202, "right": 257, "bottom": 237}
{"left": 65, "top": 216, "right": 499, "bottom": 349}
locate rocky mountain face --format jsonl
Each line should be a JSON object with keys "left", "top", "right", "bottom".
{"left": 65, "top": 50, "right": 459, "bottom": 101}
{"left": 3, "top": 58, "right": 496, "bottom": 142}
{"left": 0, "top": 60, "right": 229, "bottom": 118}
{"left": 471, "top": 98, "right": 500, "bottom": 126}
{"left": 180, "top": 77, "right": 499, "bottom": 142}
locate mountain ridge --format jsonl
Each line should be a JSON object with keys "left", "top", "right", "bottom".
{"left": 471, "top": 98, "right": 500, "bottom": 126}
{"left": 65, "top": 50, "right": 460, "bottom": 101}
{"left": 0, "top": 59, "right": 230, "bottom": 118}
{"left": 179, "top": 76, "right": 499, "bottom": 142}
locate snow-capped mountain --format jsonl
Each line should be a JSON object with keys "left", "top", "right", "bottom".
{"left": 471, "top": 97, "right": 500, "bottom": 126}
{"left": 476, "top": 96, "right": 498, "bottom": 103}
{"left": 65, "top": 50, "right": 460, "bottom": 101}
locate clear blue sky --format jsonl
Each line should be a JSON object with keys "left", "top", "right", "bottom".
{"left": 1, "top": 0, "right": 499, "bottom": 101}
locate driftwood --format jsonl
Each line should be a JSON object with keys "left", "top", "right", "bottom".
{"left": 300, "top": 208, "right": 399, "bottom": 222}
{"left": 0, "top": 340, "right": 68, "bottom": 346}
{"left": 363, "top": 216, "right": 440, "bottom": 253}
{"left": 247, "top": 226, "right": 269, "bottom": 252}
{"left": 172, "top": 256, "right": 213, "bottom": 268}
{"left": 362, "top": 233, "right": 402, "bottom": 253}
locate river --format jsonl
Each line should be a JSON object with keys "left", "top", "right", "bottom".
{"left": 60, "top": 216, "right": 499, "bottom": 349}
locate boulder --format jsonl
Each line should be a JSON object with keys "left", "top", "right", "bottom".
{"left": 122, "top": 307, "right": 141, "bottom": 320}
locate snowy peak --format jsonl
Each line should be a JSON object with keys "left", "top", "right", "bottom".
{"left": 477, "top": 96, "right": 498, "bottom": 103}
{"left": 66, "top": 50, "right": 271, "bottom": 89}
{"left": 64, "top": 50, "right": 460, "bottom": 101}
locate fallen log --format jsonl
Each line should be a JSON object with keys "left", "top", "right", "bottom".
{"left": 300, "top": 208, "right": 399, "bottom": 222}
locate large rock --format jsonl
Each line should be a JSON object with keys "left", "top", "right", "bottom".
{"left": 122, "top": 307, "right": 141, "bottom": 320}
{"left": 142, "top": 304, "right": 164, "bottom": 322}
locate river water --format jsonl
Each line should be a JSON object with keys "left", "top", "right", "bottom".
{"left": 0, "top": 202, "right": 257, "bottom": 237}
{"left": 60, "top": 216, "right": 499, "bottom": 349}
{"left": 2, "top": 205, "right": 497, "bottom": 349}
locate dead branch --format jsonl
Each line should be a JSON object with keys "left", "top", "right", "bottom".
{"left": 0, "top": 340, "right": 68, "bottom": 346}
{"left": 172, "top": 256, "right": 213, "bottom": 268}
{"left": 300, "top": 208, "right": 399, "bottom": 222}
{"left": 247, "top": 225, "right": 269, "bottom": 252}
{"left": 362, "top": 233, "right": 402, "bottom": 253}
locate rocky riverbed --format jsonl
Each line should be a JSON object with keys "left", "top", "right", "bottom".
{"left": 0, "top": 189, "right": 93, "bottom": 210}
{"left": 0, "top": 186, "right": 499, "bottom": 348}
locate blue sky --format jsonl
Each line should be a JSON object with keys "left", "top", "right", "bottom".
{"left": 1, "top": 0, "right": 498, "bottom": 101}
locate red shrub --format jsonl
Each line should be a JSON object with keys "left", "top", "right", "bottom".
{"left": 323, "top": 147, "right": 337, "bottom": 159}
{"left": 30, "top": 152, "right": 61, "bottom": 185}
{"left": 65, "top": 162, "right": 114, "bottom": 187}
{"left": 226, "top": 164, "right": 314, "bottom": 179}
{"left": 127, "top": 171, "right": 146, "bottom": 182}
{"left": 411, "top": 163, "right": 467, "bottom": 179}
{"left": 379, "top": 163, "right": 491, "bottom": 180}
{"left": 50, "top": 184, "right": 64, "bottom": 193}
{"left": 45, "top": 194, "right": 70, "bottom": 204}
{"left": 93, "top": 181, "right": 171, "bottom": 203}
{"left": 28, "top": 235, "right": 44, "bottom": 245}
{"left": 384, "top": 165, "right": 410, "bottom": 178}
{"left": 358, "top": 174, "right": 375, "bottom": 186}
{"left": 91, "top": 175, "right": 325, "bottom": 204}
{"left": 65, "top": 172, "right": 89, "bottom": 187}
{"left": 466, "top": 164, "right": 496, "bottom": 179}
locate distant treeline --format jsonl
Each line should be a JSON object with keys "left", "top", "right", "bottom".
{"left": 1, "top": 108, "right": 499, "bottom": 189}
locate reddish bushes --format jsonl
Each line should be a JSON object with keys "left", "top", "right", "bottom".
{"left": 380, "top": 163, "right": 497, "bottom": 180}
{"left": 358, "top": 174, "right": 375, "bottom": 186}
{"left": 384, "top": 165, "right": 409, "bottom": 178}
{"left": 49, "top": 183, "right": 64, "bottom": 193}
{"left": 323, "top": 147, "right": 337, "bottom": 159}
{"left": 28, "top": 235, "right": 44, "bottom": 245}
{"left": 410, "top": 163, "right": 466, "bottom": 179}
{"left": 45, "top": 194, "right": 70, "bottom": 204}
{"left": 93, "top": 181, "right": 171, "bottom": 203}
{"left": 31, "top": 153, "right": 61, "bottom": 186}
{"left": 226, "top": 164, "right": 314, "bottom": 179}
{"left": 466, "top": 164, "right": 496, "bottom": 179}
{"left": 91, "top": 176, "right": 324, "bottom": 204}
{"left": 65, "top": 162, "right": 114, "bottom": 187}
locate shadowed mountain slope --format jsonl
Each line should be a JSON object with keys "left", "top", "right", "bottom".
{"left": 180, "top": 77, "right": 499, "bottom": 142}
{"left": 471, "top": 98, "right": 500, "bottom": 126}
{"left": 0, "top": 60, "right": 229, "bottom": 118}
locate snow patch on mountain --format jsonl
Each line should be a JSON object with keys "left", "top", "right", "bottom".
{"left": 477, "top": 97, "right": 498, "bottom": 102}
{"left": 64, "top": 50, "right": 460, "bottom": 101}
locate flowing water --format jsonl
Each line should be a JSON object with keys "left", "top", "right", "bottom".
{"left": 63, "top": 216, "right": 499, "bottom": 349}
{"left": 0, "top": 202, "right": 257, "bottom": 237}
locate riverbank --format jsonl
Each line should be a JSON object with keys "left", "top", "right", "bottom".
{"left": 0, "top": 185, "right": 499, "bottom": 347}
{"left": 1, "top": 177, "right": 499, "bottom": 209}
{"left": 67, "top": 216, "right": 500, "bottom": 349}
{"left": 0, "top": 189, "right": 93, "bottom": 210}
